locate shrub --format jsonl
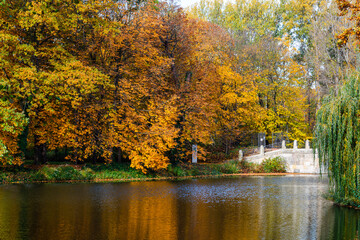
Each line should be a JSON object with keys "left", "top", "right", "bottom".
{"left": 261, "top": 157, "right": 287, "bottom": 173}
{"left": 240, "top": 161, "right": 263, "bottom": 173}
{"left": 190, "top": 167, "right": 201, "bottom": 176}
{"left": 33, "top": 166, "right": 57, "bottom": 181}
{"left": 32, "top": 166, "right": 96, "bottom": 181}
{"left": 219, "top": 160, "right": 240, "bottom": 174}
{"left": 80, "top": 168, "right": 96, "bottom": 180}
{"left": 54, "top": 166, "right": 82, "bottom": 180}
{"left": 167, "top": 165, "right": 187, "bottom": 177}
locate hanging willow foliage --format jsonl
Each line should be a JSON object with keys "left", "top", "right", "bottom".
{"left": 315, "top": 73, "right": 360, "bottom": 207}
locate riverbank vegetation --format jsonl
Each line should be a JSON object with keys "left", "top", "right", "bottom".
{"left": 0, "top": 158, "right": 287, "bottom": 184}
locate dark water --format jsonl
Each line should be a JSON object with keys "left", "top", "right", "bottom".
{"left": 0, "top": 176, "right": 359, "bottom": 240}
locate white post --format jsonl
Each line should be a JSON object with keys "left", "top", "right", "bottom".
{"left": 293, "top": 140, "right": 298, "bottom": 150}
{"left": 260, "top": 145, "right": 264, "bottom": 155}
{"left": 192, "top": 144, "right": 197, "bottom": 163}
{"left": 260, "top": 137, "right": 265, "bottom": 148}
{"left": 238, "top": 150, "right": 243, "bottom": 161}
{"left": 305, "top": 140, "right": 310, "bottom": 149}
{"left": 282, "top": 140, "right": 286, "bottom": 149}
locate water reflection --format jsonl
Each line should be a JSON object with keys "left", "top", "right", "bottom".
{"left": 0, "top": 176, "right": 358, "bottom": 240}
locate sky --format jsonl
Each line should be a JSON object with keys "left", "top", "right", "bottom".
{"left": 179, "top": 0, "right": 200, "bottom": 8}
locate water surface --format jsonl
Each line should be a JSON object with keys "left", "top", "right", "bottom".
{"left": 0, "top": 176, "right": 359, "bottom": 240}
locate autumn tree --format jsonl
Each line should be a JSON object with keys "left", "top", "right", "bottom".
{"left": 157, "top": 2, "right": 261, "bottom": 159}
{"left": 0, "top": 0, "right": 317, "bottom": 172}
{"left": 205, "top": 24, "right": 260, "bottom": 154}
{"left": 336, "top": 0, "right": 360, "bottom": 47}
{"left": 189, "top": 0, "right": 312, "bottom": 142}
{"left": 0, "top": 0, "right": 118, "bottom": 164}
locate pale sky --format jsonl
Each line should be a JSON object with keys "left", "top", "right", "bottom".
{"left": 179, "top": 0, "right": 200, "bottom": 8}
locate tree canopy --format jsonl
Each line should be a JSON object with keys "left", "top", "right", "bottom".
{"left": 3, "top": 0, "right": 350, "bottom": 173}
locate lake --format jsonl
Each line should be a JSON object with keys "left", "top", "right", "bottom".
{"left": 0, "top": 176, "right": 359, "bottom": 239}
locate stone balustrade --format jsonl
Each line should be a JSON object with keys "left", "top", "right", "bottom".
{"left": 242, "top": 140, "right": 323, "bottom": 174}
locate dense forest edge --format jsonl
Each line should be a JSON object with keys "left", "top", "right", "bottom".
{"left": 0, "top": 158, "right": 289, "bottom": 184}
{"left": 1, "top": 0, "right": 360, "bottom": 207}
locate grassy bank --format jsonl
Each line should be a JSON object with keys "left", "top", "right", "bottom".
{"left": 0, "top": 157, "right": 287, "bottom": 184}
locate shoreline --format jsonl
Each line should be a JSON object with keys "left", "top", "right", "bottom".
{"left": 2, "top": 172, "right": 320, "bottom": 185}
{"left": 333, "top": 201, "right": 360, "bottom": 210}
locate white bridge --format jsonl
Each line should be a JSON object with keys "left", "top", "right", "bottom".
{"left": 240, "top": 140, "right": 322, "bottom": 174}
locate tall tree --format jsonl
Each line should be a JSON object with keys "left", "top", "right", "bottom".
{"left": 315, "top": 73, "right": 360, "bottom": 207}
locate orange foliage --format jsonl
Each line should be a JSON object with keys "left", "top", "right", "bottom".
{"left": 0, "top": 0, "right": 269, "bottom": 171}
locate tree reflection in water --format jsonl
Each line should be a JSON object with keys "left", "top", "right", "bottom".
{"left": 0, "top": 177, "right": 358, "bottom": 240}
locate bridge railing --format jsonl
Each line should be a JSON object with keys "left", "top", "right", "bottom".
{"left": 242, "top": 144, "right": 281, "bottom": 156}
{"left": 239, "top": 140, "right": 312, "bottom": 160}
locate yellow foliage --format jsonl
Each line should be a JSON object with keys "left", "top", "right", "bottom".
{"left": 0, "top": 0, "right": 312, "bottom": 171}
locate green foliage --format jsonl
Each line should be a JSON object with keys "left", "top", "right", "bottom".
{"left": 80, "top": 168, "right": 95, "bottom": 179}
{"left": 167, "top": 161, "right": 242, "bottom": 176}
{"left": 0, "top": 100, "right": 28, "bottom": 165}
{"left": 315, "top": 73, "right": 360, "bottom": 207}
{"left": 94, "top": 170, "right": 146, "bottom": 180}
{"left": 88, "top": 163, "right": 147, "bottom": 179}
{"left": 0, "top": 172, "right": 8, "bottom": 182}
{"left": 261, "top": 157, "right": 287, "bottom": 173}
{"left": 329, "top": 193, "right": 360, "bottom": 209}
{"left": 0, "top": 158, "right": 292, "bottom": 184}
{"left": 32, "top": 166, "right": 95, "bottom": 181}
{"left": 167, "top": 165, "right": 187, "bottom": 177}
{"left": 239, "top": 161, "right": 263, "bottom": 173}
{"left": 190, "top": 167, "right": 201, "bottom": 176}
{"left": 54, "top": 166, "right": 83, "bottom": 180}
{"left": 218, "top": 160, "right": 241, "bottom": 174}
{"left": 33, "top": 166, "right": 57, "bottom": 181}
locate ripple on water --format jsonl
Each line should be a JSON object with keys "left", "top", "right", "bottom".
{"left": 0, "top": 175, "right": 358, "bottom": 240}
